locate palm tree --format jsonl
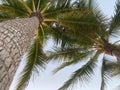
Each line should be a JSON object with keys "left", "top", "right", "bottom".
{"left": 1, "top": 0, "right": 120, "bottom": 90}
{"left": 48, "top": 0, "right": 120, "bottom": 90}
{"left": 0, "top": 0, "right": 97, "bottom": 90}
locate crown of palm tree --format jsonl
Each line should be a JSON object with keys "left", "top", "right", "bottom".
{"left": 47, "top": 0, "right": 120, "bottom": 90}
{"left": 1, "top": 0, "right": 120, "bottom": 90}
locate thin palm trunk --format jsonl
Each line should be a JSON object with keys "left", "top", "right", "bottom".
{"left": 102, "top": 39, "right": 120, "bottom": 62}
{"left": 100, "top": 60, "right": 104, "bottom": 90}
{"left": 0, "top": 17, "right": 39, "bottom": 90}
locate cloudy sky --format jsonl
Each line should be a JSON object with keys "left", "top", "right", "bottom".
{"left": 10, "top": 0, "right": 117, "bottom": 90}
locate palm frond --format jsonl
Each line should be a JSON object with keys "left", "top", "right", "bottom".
{"left": 21, "top": 0, "right": 32, "bottom": 14}
{"left": 48, "top": 45, "right": 93, "bottom": 62}
{"left": 109, "top": 0, "right": 120, "bottom": 35}
{"left": 0, "top": 0, "right": 31, "bottom": 21}
{"left": 2, "top": 0, "right": 30, "bottom": 14}
{"left": 38, "top": 25, "right": 45, "bottom": 45}
{"left": 57, "top": 9, "right": 106, "bottom": 40}
{"left": 53, "top": 50, "right": 95, "bottom": 73}
{"left": 0, "top": 5, "right": 28, "bottom": 19}
{"left": 16, "top": 31, "right": 46, "bottom": 90}
{"left": 41, "top": 23, "right": 90, "bottom": 50}
{"left": 44, "top": 0, "right": 107, "bottom": 42}
{"left": 100, "top": 57, "right": 120, "bottom": 90}
{"left": 45, "top": 11, "right": 106, "bottom": 47}
{"left": 58, "top": 51, "right": 99, "bottom": 90}
{"left": 99, "top": 55, "right": 120, "bottom": 90}
{"left": 43, "top": 0, "right": 91, "bottom": 19}
{"left": 104, "top": 60, "right": 120, "bottom": 77}
{"left": 43, "top": 0, "right": 73, "bottom": 19}
{"left": 47, "top": 24, "right": 78, "bottom": 47}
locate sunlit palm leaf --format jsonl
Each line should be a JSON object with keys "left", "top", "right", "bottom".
{"left": 48, "top": 25, "right": 77, "bottom": 47}
{"left": 16, "top": 31, "right": 46, "bottom": 90}
{"left": 58, "top": 53, "right": 98, "bottom": 90}
{"left": 48, "top": 46, "right": 92, "bottom": 62}
{"left": 53, "top": 50, "right": 94, "bottom": 73}
{"left": 42, "top": 23, "right": 90, "bottom": 49}
{"left": 57, "top": 10, "right": 106, "bottom": 43}
{"left": 57, "top": 51, "right": 101, "bottom": 90}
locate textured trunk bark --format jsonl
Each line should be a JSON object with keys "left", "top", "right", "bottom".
{"left": 0, "top": 17, "right": 39, "bottom": 90}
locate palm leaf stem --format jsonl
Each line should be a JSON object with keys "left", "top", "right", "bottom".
{"left": 21, "top": 0, "right": 32, "bottom": 14}
{"left": 32, "top": 0, "right": 36, "bottom": 12}
{"left": 42, "top": 22, "right": 51, "bottom": 28}
{"left": 37, "top": 0, "right": 40, "bottom": 11}
{"left": 41, "top": 3, "right": 51, "bottom": 14}
{"left": 44, "top": 18, "right": 58, "bottom": 22}
{"left": 41, "top": 0, "right": 57, "bottom": 14}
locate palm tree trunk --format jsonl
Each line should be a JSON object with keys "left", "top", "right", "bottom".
{"left": 0, "top": 17, "right": 39, "bottom": 90}
{"left": 102, "top": 39, "right": 120, "bottom": 62}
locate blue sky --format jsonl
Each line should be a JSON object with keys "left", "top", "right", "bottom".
{"left": 10, "top": 0, "right": 117, "bottom": 90}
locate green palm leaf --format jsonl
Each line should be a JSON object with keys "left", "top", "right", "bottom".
{"left": 100, "top": 57, "right": 120, "bottom": 90}
{"left": 58, "top": 59, "right": 96, "bottom": 90}
{"left": 42, "top": 0, "right": 75, "bottom": 20}
{"left": 104, "top": 60, "right": 120, "bottom": 76}
{"left": 43, "top": 0, "right": 88, "bottom": 19}
{"left": 58, "top": 51, "right": 99, "bottom": 90}
{"left": 0, "top": 5, "right": 28, "bottom": 19}
{"left": 53, "top": 50, "right": 94, "bottom": 73}
{"left": 0, "top": 0, "right": 31, "bottom": 21}
{"left": 48, "top": 46, "right": 93, "bottom": 62}
{"left": 57, "top": 10, "right": 106, "bottom": 44}
{"left": 48, "top": 24, "right": 79, "bottom": 47}
{"left": 16, "top": 31, "right": 46, "bottom": 90}
{"left": 109, "top": 0, "right": 120, "bottom": 34}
